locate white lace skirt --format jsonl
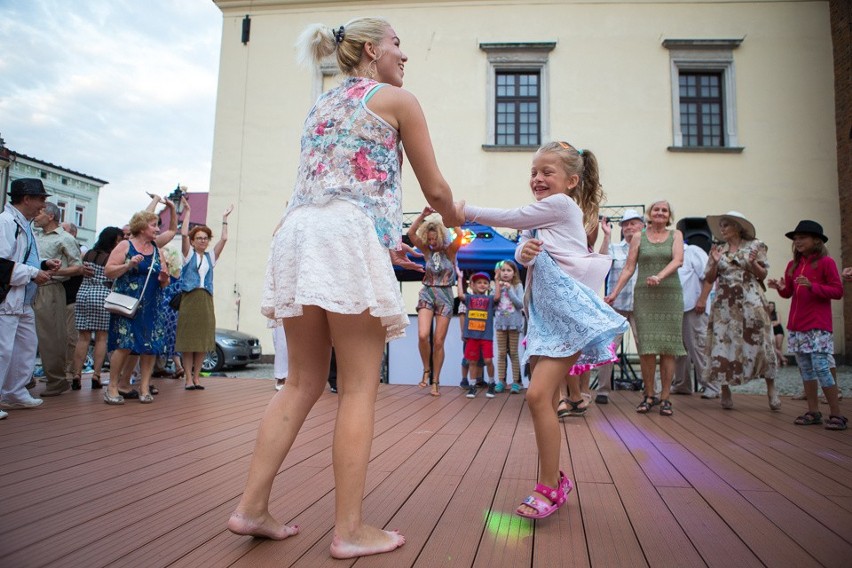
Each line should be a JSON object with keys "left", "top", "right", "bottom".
{"left": 261, "top": 199, "right": 408, "bottom": 342}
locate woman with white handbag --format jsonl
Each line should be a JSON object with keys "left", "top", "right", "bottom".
{"left": 102, "top": 209, "right": 172, "bottom": 404}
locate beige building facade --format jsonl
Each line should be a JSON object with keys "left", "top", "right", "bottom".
{"left": 210, "top": 0, "right": 844, "bottom": 356}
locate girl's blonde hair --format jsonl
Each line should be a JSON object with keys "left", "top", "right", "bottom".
{"left": 128, "top": 211, "right": 159, "bottom": 236}
{"left": 296, "top": 17, "right": 391, "bottom": 74}
{"left": 495, "top": 259, "right": 521, "bottom": 285}
{"left": 646, "top": 200, "right": 675, "bottom": 227}
{"left": 536, "top": 141, "right": 604, "bottom": 229}
{"left": 415, "top": 215, "right": 451, "bottom": 248}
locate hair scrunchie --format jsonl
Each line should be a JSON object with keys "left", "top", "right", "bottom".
{"left": 334, "top": 25, "right": 345, "bottom": 44}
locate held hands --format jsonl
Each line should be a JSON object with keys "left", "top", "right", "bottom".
{"left": 442, "top": 201, "right": 465, "bottom": 228}
{"left": 43, "top": 259, "right": 61, "bottom": 272}
{"left": 157, "top": 268, "right": 170, "bottom": 287}
{"left": 519, "top": 238, "right": 543, "bottom": 265}
{"left": 767, "top": 277, "right": 784, "bottom": 290}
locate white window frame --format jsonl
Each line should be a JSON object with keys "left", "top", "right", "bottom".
{"left": 480, "top": 42, "right": 556, "bottom": 150}
{"left": 664, "top": 39, "right": 744, "bottom": 152}
{"left": 57, "top": 201, "right": 67, "bottom": 223}
{"left": 74, "top": 205, "right": 84, "bottom": 226}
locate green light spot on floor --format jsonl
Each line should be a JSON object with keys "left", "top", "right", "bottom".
{"left": 484, "top": 509, "right": 533, "bottom": 540}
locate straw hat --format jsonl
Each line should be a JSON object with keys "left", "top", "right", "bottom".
{"left": 706, "top": 211, "right": 756, "bottom": 241}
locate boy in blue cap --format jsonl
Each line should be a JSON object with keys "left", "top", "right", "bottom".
{"left": 462, "top": 271, "right": 497, "bottom": 398}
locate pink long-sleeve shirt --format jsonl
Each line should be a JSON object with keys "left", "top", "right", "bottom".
{"left": 464, "top": 194, "right": 611, "bottom": 289}
{"left": 775, "top": 255, "right": 843, "bottom": 332}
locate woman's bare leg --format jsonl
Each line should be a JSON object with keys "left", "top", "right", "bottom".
{"left": 228, "top": 308, "right": 331, "bottom": 540}
{"left": 659, "top": 355, "right": 675, "bottom": 401}
{"left": 327, "top": 310, "right": 405, "bottom": 559}
{"left": 639, "top": 354, "right": 657, "bottom": 399}
{"left": 431, "top": 314, "right": 451, "bottom": 386}
{"left": 416, "top": 309, "right": 434, "bottom": 381}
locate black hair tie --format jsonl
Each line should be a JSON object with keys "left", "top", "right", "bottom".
{"left": 334, "top": 25, "right": 345, "bottom": 44}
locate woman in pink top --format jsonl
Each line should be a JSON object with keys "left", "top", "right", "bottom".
{"left": 768, "top": 220, "right": 844, "bottom": 430}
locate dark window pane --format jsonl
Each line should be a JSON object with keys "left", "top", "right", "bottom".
{"left": 679, "top": 71, "right": 725, "bottom": 147}
{"left": 494, "top": 70, "right": 540, "bottom": 145}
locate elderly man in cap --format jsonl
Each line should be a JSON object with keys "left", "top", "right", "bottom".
{"left": 594, "top": 210, "right": 644, "bottom": 404}
{"left": 32, "top": 201, "right": 87, "bottom": 396}
{"left": 0, "top": 178, "right": 60, "bottom": 417}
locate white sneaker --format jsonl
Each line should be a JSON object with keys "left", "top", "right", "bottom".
{"left": 0, "top": 410, "right": 7, "bottom": 419}
{"left": 0, "top": 395, "right": 44, "bottom": 409}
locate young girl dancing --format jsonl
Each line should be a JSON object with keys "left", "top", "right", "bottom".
{"left": 458, "top": 141, "right": 627, "bottom": 518}
{"left": 493, "top": 259, "right": 525, "bottom": 393}
{"left": 768, "top": 220, "right": 845, "bottom": 430}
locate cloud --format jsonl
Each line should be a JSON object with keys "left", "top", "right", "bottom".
{"left": 0, "top": 0, "right": 221, "bottom": 230}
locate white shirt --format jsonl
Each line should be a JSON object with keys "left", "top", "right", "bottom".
{"left": 678, "top": 243, "right": 709, "bottom": 313}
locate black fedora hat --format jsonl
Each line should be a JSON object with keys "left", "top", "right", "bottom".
{"left": 785, "top": 220, "right": 828, "bottom": 243}
{"left": 9, "top": 178, "right": 51, "bottom": 198}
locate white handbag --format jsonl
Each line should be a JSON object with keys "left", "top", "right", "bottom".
{"left": 104, "top": 248, "right": 156, "bottom": 318}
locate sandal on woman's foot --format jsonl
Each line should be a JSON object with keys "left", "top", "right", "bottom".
{"left": 418, "top": 370, "right": 430, "bottom": 388}
{"left": 91, "top": 375, "right": 102, "bottom": 390}
{"left": 103, "top": 391, "right": 124, "bottom": 405}
{"left": 794, "top": 411, "right": 823, "bottom": 425}
{"left": 659, "top": 399, "right": 673, "bottom": 416}
{"left": 71, "top": 375, "right": 82, "bottom": 391}
{"left": 824, "top": 415, "right": 847, "bottom": 431}
{"left": 558, "top": 399, "right": 586, "bottom": 419}
{"left": 150, "top": 385, "right": 159, "bottom": 395}
{"left": 636, "top": 396, "right": 658, "bottom": 414}
{"left": 118, "top": 389, "right": 139, "bottom": 399}
{"left": 139, "top": 393, "right": 154, "bottom": 404}
{"left": 516, "top": 471, "right": 573, "bottom": 519}
{"left": 174, "top": 368, "right": 186, "bottom": 380}
{"left": 430, "top": 382, "right": 440, "bottom": 397}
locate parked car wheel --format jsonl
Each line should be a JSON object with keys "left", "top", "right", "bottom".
{"left": 202, "top": 346, "right": 225, "bottom": 373}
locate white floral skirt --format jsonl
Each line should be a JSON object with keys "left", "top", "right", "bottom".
{"left": 261, "top": 200, "right": 408, "bottom": 342}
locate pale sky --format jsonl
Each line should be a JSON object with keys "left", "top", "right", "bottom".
{"left": 0, "top": 0, "right": 222, "bottom": 230}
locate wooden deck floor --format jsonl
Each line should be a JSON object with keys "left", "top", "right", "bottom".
{"left": 1, "top": 376, "right": 850, "bottom": 568}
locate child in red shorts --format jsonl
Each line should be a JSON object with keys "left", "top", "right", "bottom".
{"left": 462, "top": 272, "right": 497, "bottom": 398}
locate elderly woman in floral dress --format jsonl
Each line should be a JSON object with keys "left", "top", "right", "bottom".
{"left": 695, "top": 211, "right": 779, "bottom": 411}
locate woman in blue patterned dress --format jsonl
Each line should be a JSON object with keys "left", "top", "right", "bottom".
{"left": 103, "top": 211, "right": 171, "bottom": 404}
{"left": 69, "top": 226, "right": 123, "bottom": 390}
{"left": 228, "top": 17, "right": 462, "bottom": 559}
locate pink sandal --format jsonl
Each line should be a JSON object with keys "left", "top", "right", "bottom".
{"left": 516, "top": 471, "right": 573, "bottom": 519}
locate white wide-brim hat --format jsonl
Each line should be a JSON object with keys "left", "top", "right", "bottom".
{"left": 706, "top": 211, "right": 756, "bottom": 241}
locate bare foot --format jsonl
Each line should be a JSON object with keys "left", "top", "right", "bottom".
{"left": 329, "top": 526, "right": 405, "bottom": 559}
{"left": 227, "top": 511, "right": 299, "bottom": 540}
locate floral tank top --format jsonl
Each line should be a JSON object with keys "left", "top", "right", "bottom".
{"left": 288, "top": 76, "right": 403, "bottom": 249}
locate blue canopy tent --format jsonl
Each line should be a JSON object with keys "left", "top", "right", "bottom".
{"left": 394, "top": 221, "right": 520, "bottom": 281}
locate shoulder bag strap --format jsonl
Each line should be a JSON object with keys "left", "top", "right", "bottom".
{"left": 135, "top": 246, "right": 157, "bottom": 300}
